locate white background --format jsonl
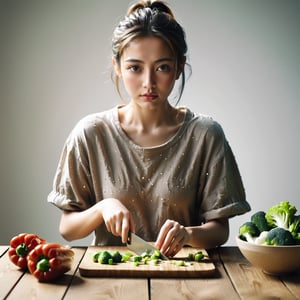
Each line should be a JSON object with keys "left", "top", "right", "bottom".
{"left": 1, "top": 0, "right": 299, "bottom": 246}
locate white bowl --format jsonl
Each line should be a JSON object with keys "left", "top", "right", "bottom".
{"left": 236, "top": 236, "right": 300, "bottom": 275}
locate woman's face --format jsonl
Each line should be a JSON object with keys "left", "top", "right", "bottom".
{"left": 114, "top": 36, "right": 181, "bottom": 109}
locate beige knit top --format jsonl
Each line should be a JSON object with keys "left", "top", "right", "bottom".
{"left": 48, "top": 106, "right": 250, "bottom": 245}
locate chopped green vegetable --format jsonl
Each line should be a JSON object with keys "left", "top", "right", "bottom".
{"left": 194, "top": 252, "right": 204, "bottom": 262}
{"left": 112, "top": 251, "right": 122, "bottom": 263}
{"left": 187, "top": 251, "right": 204, "bottom": 262}
{"left": 92, "top": 251, "right": 101, "bottom": 262}
{"left": 133, "top": 255, "right": 142, "bottom": 263}
{"left": 92, "top": 248, "right": 204, "bottom": 267}
{"left": 141, "top": 251, "right": 151, "bottom": 259}
{"left": 121, "top": 251, "right": 133, "bottom": 262}
{"left": 143, "top": 256, "right": 150, "bottom": 264}
{"left": 121, "top": 254, "right": 131, "bottom": 262}
{"left": 177, "top": 260, "right": 185, "bottom": 266}
{"left": 98, "top": 250, "right": 113, "bottom": 264}
{"left": 153, "top": 249, "right": 161, "bottom": 258}
{"left": 187, "top": 253, "right": 194, "bottom": 261}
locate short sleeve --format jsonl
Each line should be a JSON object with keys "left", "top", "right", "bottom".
{"left": 47, "top": 124, "right": 95, "bottom": 211}
{"left": 198, "top": 122, "right": 251, "bottom": 222}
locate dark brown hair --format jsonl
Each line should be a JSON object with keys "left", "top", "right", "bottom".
{"left": 112, "top": 0, "right": 190, "bottom": 104}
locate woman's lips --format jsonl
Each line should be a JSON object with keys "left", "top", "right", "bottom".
{"left": 141, "top": 93, "right": 158, "bottom": 100}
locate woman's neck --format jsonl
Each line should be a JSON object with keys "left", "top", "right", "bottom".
{"left": 118, "top": 102, "right": 186, "bottom": 147}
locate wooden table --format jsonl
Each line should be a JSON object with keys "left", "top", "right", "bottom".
{"left": 1, "top": 245, "right": 299, "bottom": 299}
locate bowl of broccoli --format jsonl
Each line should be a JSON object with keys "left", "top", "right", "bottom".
{"left": 236, "top": 201, "right": 300, "bottom": 275}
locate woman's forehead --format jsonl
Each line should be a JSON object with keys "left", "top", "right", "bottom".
{"left": 122, "top": 36, "right": 174, "bottom": 61}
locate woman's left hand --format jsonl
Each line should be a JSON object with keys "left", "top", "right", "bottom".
{"left": 155, "top": 219, "right": 189, "bottom": 257}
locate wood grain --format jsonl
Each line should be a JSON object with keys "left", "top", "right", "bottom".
{"left": 0, "top": 245, "right": 8, "bottom": 257}
{"left": 151, "top": 249, "right": 240, "bottom": 299}
{"left": 64, "top": 277, "right": 149, "bottom": 300}
{"left": 79, "top": 246, "right": 215, "bottom": 278}
{"left": 1, "top": 246, "right": 298, "bottom": 299}
{"left": 220, "top": 247, "right": 297, "bottom": 299}
{"left": 6, "top": 248, "right": 86, "bottom": 300}
{"left": 280, "top": 271, "right": 300, "bottom": 299}
{"left": 0, "top": 248, "right": 25, "bottom": 299}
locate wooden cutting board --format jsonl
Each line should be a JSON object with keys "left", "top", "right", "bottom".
{"left": 79, "top": 246, "right": 215, "bottom": 278}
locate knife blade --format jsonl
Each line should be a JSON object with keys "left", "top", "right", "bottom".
{"left": 127, "top": 232, "right": 168, "bottom": 260}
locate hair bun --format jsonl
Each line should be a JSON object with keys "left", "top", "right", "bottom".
{"left": 127, "top": 0, "right": 174, "bottom": 18}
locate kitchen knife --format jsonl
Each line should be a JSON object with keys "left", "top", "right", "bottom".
{"left": 127, "top": 232, "right": 168, "bottom": 260}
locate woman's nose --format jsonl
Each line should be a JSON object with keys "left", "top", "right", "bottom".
{"left": 143, "top": 70, "right": 156, "bottom": 89}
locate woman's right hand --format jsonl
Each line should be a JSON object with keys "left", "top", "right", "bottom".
{"left": 99, "top": 198, "right": 135, "bottom": 244}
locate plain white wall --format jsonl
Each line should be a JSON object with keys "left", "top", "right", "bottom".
{"left": 1, "top": 0, "right": 299, "bottom": 246}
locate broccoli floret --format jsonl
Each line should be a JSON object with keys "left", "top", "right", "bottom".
{"left": 289, "top": 215, "right": 300, "bottom": 244}
{"left": 292, "top": 232, "right": 300, "bottom": 245}
{"left": 112, "top": 251, "right": 122, "bottom": 263}
{"left": 254, "top": 231, "right": 269, "bottom": 245}
{"left": 250, "top": 211, "right": 271, "bottom": 233}
{"left": 264, "top": 227, "right": 295, "bottom": 246}
{"left": 92, "top": 251, "right": 101, "bottom": 262}
{"left": 98, "top": 250, "right": 113, "bottom": 264}
{"left": 151, "top": 249, "right": 163, "bottom": 259}
{"left": 239, "top": 222, "right": 260, "bottom": 243}
{"left": 265, "top": 201, "right": 297, "bottom": 230}
{"left": 187, "top": 251, "right": 204, "bottom": 262}
{"left": 289, "top": 214, "right": 300, "bottom": 234}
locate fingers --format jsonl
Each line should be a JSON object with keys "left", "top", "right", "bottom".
{"left": 105, "top": 210, "right": 131, "bottom": 242}
{"left": 155, "top": 219, "right": 188, "bottom": 257}
{"left": 121, "top": 214, "right": 135, "bottom": 244}
{"left": 101, "top": 199, "right": 135, "bottom": 244}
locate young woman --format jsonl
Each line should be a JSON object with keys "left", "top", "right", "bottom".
{"left": 48, "top": 0, "right": 250, "bottom": 257}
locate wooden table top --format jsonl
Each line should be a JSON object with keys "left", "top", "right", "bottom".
{"left": 1, "top": 245, "right": 299, "bottom": 299}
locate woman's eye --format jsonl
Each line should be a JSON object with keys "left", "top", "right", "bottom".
{"left": 157, "top": 64, "right": 171, "bottom": 72}
{"left": 128, "top": 65, "right": 140, "bottom": 72}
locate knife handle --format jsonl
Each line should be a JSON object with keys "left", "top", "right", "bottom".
{"left": 127, "top": 232, "right": 132, "bottom": 245}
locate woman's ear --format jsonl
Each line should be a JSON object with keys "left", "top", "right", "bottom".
{"left": 112, "top": 58, "right": 122, "bottom": 78}
{"left": 176, "top": 56, "right": 186, "bottom": 79}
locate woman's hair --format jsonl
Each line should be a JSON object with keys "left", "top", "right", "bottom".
{"left": 112, "top": 0, "right": 190, "bottom": 104}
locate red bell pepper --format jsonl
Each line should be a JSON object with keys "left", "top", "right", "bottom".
{"left": 27, "top": 243, "right": 74, "bottom": 282}
{"left": 8, "top": 233, "right": 46, "bottom": 269}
